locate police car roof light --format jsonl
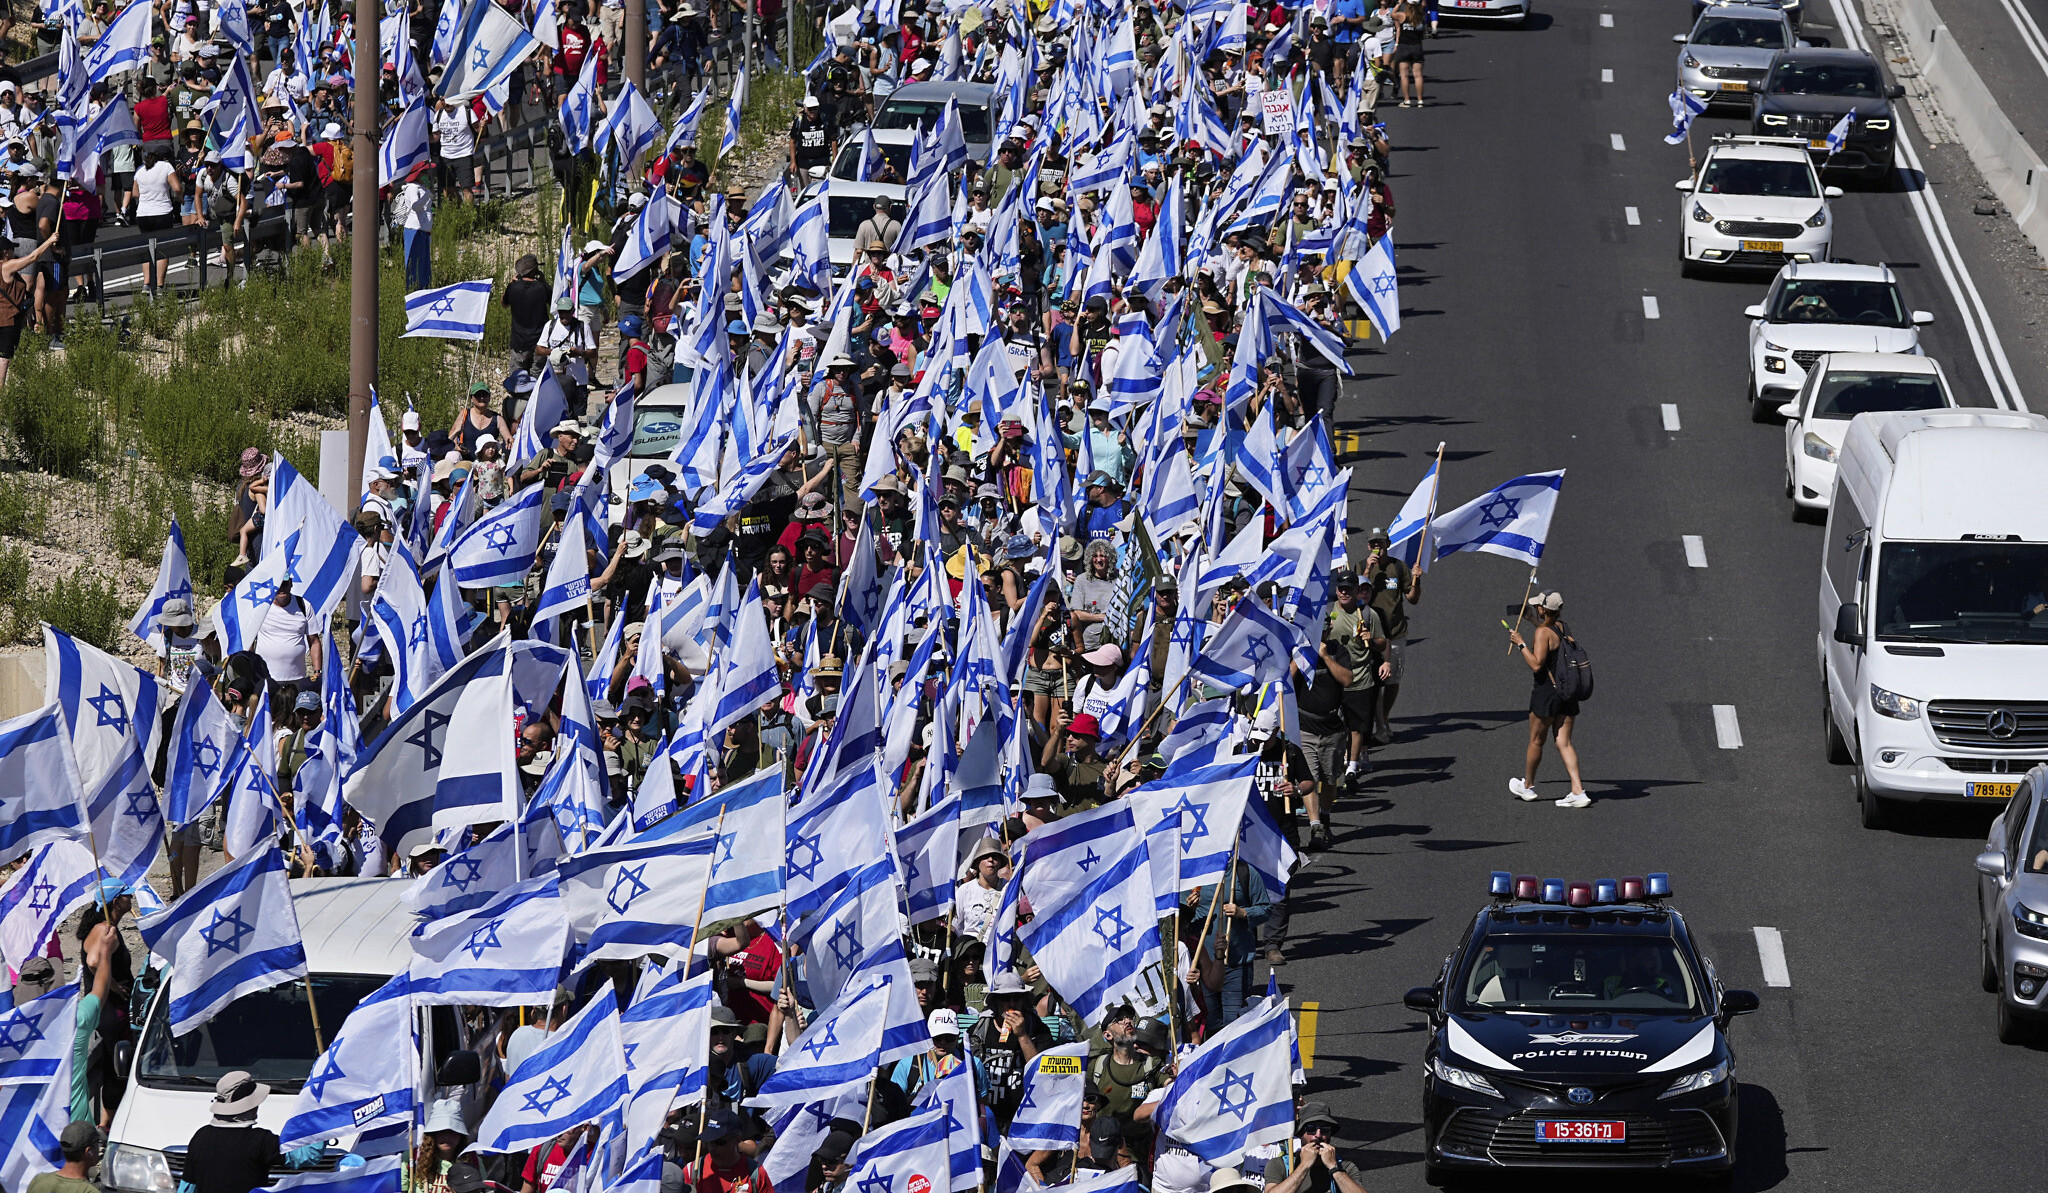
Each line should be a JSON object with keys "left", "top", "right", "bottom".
{"left": 1646, "top": 872, "right": 1672, "bottom": 899}
{"left": 1566, "top": 882, "right": 1594, "bottom": 908}
{"left": 1594, "top": 879, "right": 1619, "bottom": 904}
{"left": 1620, "top": 876, "right": 1646, "bottom": 901}
{"left": 1489, "top": 871, "right": 1515, "bottom": 898}
{"left": 1540, "top": 879, "right": 1566, "bottom": 904}
{"left": 1515, "top": 876, "right": 1540, "bottom": 900}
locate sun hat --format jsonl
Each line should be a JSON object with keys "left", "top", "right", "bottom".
{"left": 965, "top": 836, "right": 1006, "bottom": 867}
{"left": 159, "top": 597, "right": 195, "bottom": 628}
{"left": 238, "top": 446, "right": 267, "bottom": 477}
{"left": 1065, "top": 713, "right": 1101, "bottom": 739}
{"left": 211, "top": 1071, "right": 271, "bottom": 1121}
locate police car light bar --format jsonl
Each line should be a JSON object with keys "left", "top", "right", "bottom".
{"left": 1541, "top": 879, "right": 1566, "bottom": 904}
{"left": 1646, "top": 872, "right": 1672, "bottom": 898}
{"left": 1489, "top": 872, "right": 1515, "bottom": 898}
{"left": 1490, "top": 874, "right": 1674, "bottom": 904}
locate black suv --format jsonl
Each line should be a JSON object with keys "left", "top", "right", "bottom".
{"left": 1750, "top": 47, "right": 1905, "bottom": 183}
{"left": 1407, "top": 873, "right": 1761, "bottom": 1184}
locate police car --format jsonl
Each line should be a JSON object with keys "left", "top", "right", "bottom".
{"left": 1404, "top": 873, "right": 1760, "bottom": 1184}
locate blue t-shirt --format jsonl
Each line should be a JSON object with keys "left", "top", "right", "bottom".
{"left": 1332, "top": 0, "right": 1367, "bottom": 41}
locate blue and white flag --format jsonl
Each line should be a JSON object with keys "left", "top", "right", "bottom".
{"left": 215, "top": 0, "right": 255, "bottom": 58}
{"left": 449, "top": 482, "right": 546, "bottom": 588}
{"left": 0, "top": 980, "right": 77, "bottom": 1087}
{"left": 277, "top": 973, "right": 416, "bottom": 1149}
{"left": 718, "top": 63, "right": 747, "bottom": 160}
{"left": 746, "top": 976, "right": 892, "bottom": 1110}
{"left": 785, "top": 759, "right": 892, "bottom": 923}
{"left": 128, "top": 517, "right": 194, "bottom": 652}
{"left": 708, "top": 577, "right": 781, "bottom": 736}
{"left": 270, "top": 1156, "right": 403, "bottom": 1193}
{"left": 219, "top": 690, "right": 282, "bottom": 859}
{"left": 762, "top": 1097, "right": 867, "bottom": 1193}
{"left": 429, "top": 642, "right": 520, "bottom": 833}
{"left": 1385, "top": 450, "right": 1440, "bottom": 572}
{"left": 666, "top": 84, "right": 712, "bottom": 151}
{"left": 1342, "top": 234, "right": 1400, "bottom": 342}
{"left": 846, "top": 1108, "right": 953, "bottom": 1193}
{"left": 613, "top": 183, "right": 672, "bottom": 281}
{"left": 1824, "top": 108, "right": 1857, "bottom": 156}
{"left": 1157, "top": 696, "right": 1235, "bottom": 767}
{"left": 45, "top": 622, "right": 161, "bottom": 802}
{"left": 1012, "top": 803, "right": 1162, "bottom": 1025}
{"left": 1006, "top": 1042, "right": 1089, "bottom": 1150}
{"left": 136, "top": 842, "right": 306, "bottom": 1036}
{"left": 379, "top": 96, "right": 433, "bottom": 186}
{"left": 268, "top": 455, "right": 366, "bottom": 622}
{"left": 1430, "top": 470, "right": 1566, "bottom": 567}
{"left": 621, "top": 961, "right": 714, "bottom": 1150}
{"left": 557, "top": 50, "right": 601, "bottom": 155}
{"left": 0, "top": 839, "right": 95, "bottom": 977}
{"left": 557, "top": 831, "right": 717, "bottom": 964}
{"left": 0, "top": 1063, "right": 67, "bottom": 1191}
{"left": 402, "top": 279, "right": 494, "bottom": 341}
{"left": 598, "top": 81, "right": 661, "bottom": 166}
{"left": 409, "top": 874, "right": 569, "bottom": 1006}
{"left": 896, "top": 796, "right": 960, "bottom": 928}
{"left": 81, "top": 0, "right": 152, "bottom": 81}
{"left": 370, "top": 540, "right": 441, "bottom": 713}
{"left": 407, "top": 821, "right": 522, "bottom": 922}
{"left": 1154, "top": 995, "right": 1296, "bottom": 1165}
{"left": 1143, "top": 756, "right": 1255, "bottom": 893}
{"left": 436, "top": 0, "right": 540, "bottom": 101}
{"left": 164, "top": 670, "right": 239, "bottom": 829}
{"left": 638, "top": 768, "right": 784, "bottom": 926}
{"left": 508, "top": 365, "right": 569, "bottom": 478}
{"left": 472, "top": 987, "right": 630, "bottom": 1154}
{"left": 784, "top": 865, "right": 927, "bottom": 1062}
{"left": 1239, "top": 794, "right": 1299, "bottom": 901}
{"left": 1188, "top": 596, "right": 1296, "bottom": 693}
{"left": 1663, "top": 86, "right": 1709, "bottom": 145}
{"left": 914, "top": 1064, "right": 983, "bottom": 1193}
{"left": 531, "top": 653, "right": 611, "bottom": 854}
{"left": 0, "top": 704, "right": 86, "bottom": 868}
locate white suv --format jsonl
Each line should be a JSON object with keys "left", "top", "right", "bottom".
{"left": 1743, "top": 261, "right": 1931, "bottom": 420}
{"left": 1679, "top": 136, "right": 1838, "bottom": 275}
{"left": 1774, "top": 351, "right": 1955, "bottom": 518}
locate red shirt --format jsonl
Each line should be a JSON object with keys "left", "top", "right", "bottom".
{"left": 557, "top": 25, "right": 590, "bottom": 78}
{"left": 732, "top": 931, "right": 781, "bottom": 1023}
{"left": 522, "top": 1144, "right": 572, "bottom": 1192}
{"left": 678, "top": 1154, "right": 759, "bottom": 1193}
{"left": 134, "top": 94, "right": 172, "bottom": 141}
{"left": 313, "top": 141, "right": 337, "bottom": 186}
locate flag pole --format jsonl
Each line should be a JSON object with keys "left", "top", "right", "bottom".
{"left": 1415, "top": 440, "right": 1444, "bottom": 567}
{"left": 1195, "top": 839, "right": 1241, "bottom": 1024}
{"left": 302, "top": 972, "right": 328, "bottom": 1054}
{"left": 1509, "top": 568, "right": 1538, "bottom": 654}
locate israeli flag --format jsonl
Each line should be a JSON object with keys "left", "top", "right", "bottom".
{"left": 897, "top": 171, "right": 953, "bottom": 255}
{"left": 345, "top": 637, "right": 516, "bottom": 858}
{"left": 136, "top": 843, "right": 306, "bottom": 1037}
{"left": 277, "top": 973, "right": 416, "bottom": 1149}
{"left": 621, "top": 961, "right": 714, "bottom": 1149}
{"left": 1824, "top": 108, "right": 1857, "bottom": 156}
{"left": 719, "top": 63, "right": 747, "bottom": 160}
{"left": 746, "top": 976, "right": 892, "bottom": 1110}
{"left": 1142, "top": 756, "right": 1255, "bottom": 892}
{"left": 370, "top": 540, "right": 439, "bottom": 713}
{"left": 0, "top": 1066, "right": 68, "bottom": 1191}
{"left": 508, "top": 364, "right": 568, "bottom": 471}
{"left": 1239, "top": 794, "right": 1299, "bottom": 901}
{"left": 637, "top": 768, "right": 784, "bottom": 926}
{"left": 402, "top": 279, "right": 494, "bottom": 341}
{"left": 379, "top": 96, "right": 433, "bottom": 186}
{"left": 435, "top": 0, "right": 540, "bottom": 101}
{"left": 270, "top": 1156, "right": 402, "bottom": 1193}
{"left": 0, "top": 841, "right": 96, "bottom": 977}
{"left": 613, "top": 183, "right": 672, "bottom": 281}
{"left": 1664, "top": 86, "right": 1709, "bottom": 145}
{"left": 1342, "top": 234, "right": 1400, "bottom": 342}
{"left": 761, "top": 1097, "right": 864, "bottom": 1193}
{"left": 219, "top": 691, "right": 283, "bottom": 860}
{"left": 0, "top": 980, "right": 78, "bottom": 1086}
{"left": 1012, "top": 802, "right": 1163, "bottom": 1025}
{"left": 530, "top": 511, "right": 590, "bottom": 646}
{"left": 1189, "top": 594, "right": 1297, "bottom": 693}
{"left": 164, "top": 671, "right": 239, "bottom": 829}
{"left": 558, "top": 51, "right": 601, "bottom": 155}
{"left": 530, "top": 655, "right": 610, "bottom": 854}
{"left": 1006, "top": 1042, "right": 1090, "bottom": 1150}
{"left": 846, "top": 1108, "right": 953, "bottom": 1193}
{"left": 472, "top": 986, "right": 631, "bottom": 1154}
{"left": 667, "top": 84, "right": 713, "bottom": 152}
{"left": 128, "top": 518, "right": 193, "bottom": 652}
{"left": 215, "top": 0, "right": 255, "bottom": 57}
{"left": 913, "top": 1064, "right": 983, "bottom": 1193}
{"left": 407, "top": 821, "right": 522, "bottom": 922}
{"left": 1386, "top": 452, "right": 1440, "bottom": 571}
{"left": 785, "top": 759, "right": 892, "bottom": 923}
{"left": 268, "top": 455, "right": 365, "bottom": 621}
{"left": 1430, "top": 470, "right": 1566, "bottom": 567}
{"left": 425, "top": 561, "right": 474, "bottom": 669}
{"left": 62, "top": 95, "right": 141, "bottom": 181}
{"left": 409, "top": 874, "right": 570, "bottom": 1006}
{"left": 557, "top": 831, "right": 717, "bottom": 964}
{"left": 708, "top": 577, "right": 780, "bottom": 736}
{"left": 430, "top": 0, "right": 463, "bottom": 65}
{"left": 81, "top": 0, "right": 152, "bottom": 81}
{"left": 598, "top": 81, "right": 661, "bottom": 166}
{"left": 785, "top": 862, "right": 914, "bottom": 1024}
{"left": 1155, "top": 995, "right": 1296, "bottom": 1165}
{"left": 448, "top": 482, "right": 546, "bottom": 588}
{"left": 896, "top": 795, "right": 960, "bottom": 928}
{"left": 0, "top": 705, "right": 86, "bottom": 868}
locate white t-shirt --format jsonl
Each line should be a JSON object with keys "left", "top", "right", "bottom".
{"left": 953, "top": 879, "right": 1004, "bottom": 941}
{"left": 397, "top": 180, "right": 432, "bottom": 231}
{"left": 434, "top": 105, "right": 476, "bottom": 159}
{"left": 539, "top": 317, "right": 593, "bottom": 384}
{"left": 134, "top": 160, "right": 178, "bottom": 217}
{"left": 253, "top": 596, "right": 312, "bottom": 681}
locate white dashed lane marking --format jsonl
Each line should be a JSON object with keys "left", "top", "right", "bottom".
{"left": 1625, "top": 206, "right": 1640, "bottom": 225}
{"left": 1611, "top": 133, "right": 1627, "bottom": 150}
{"left": 1601, "top": 68, "right": 1614, "bottom": 82}
{"left": 1683, "top": 535, "right": 1708, "bottom": 568}
{"left": 1661, "top": 403, "right": 1681, "bottom": 431}
{"left": 1642, "top": 295, "right": 1660, "bottom": 319}
{"left": 1754, "top": 927, "right": 1792, "bottom": 987}
{"left": 1600, "top": 12, "right": 1614, "bottom": 25}
{"left": 1713, "top": 705, "right": 1743, "bottom": 749}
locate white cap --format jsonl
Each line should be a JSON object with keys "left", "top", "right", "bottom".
{"left": 321, "top": 122, "right": 343, "bottom": 140}
{"left": 627, "top": 191, "right": 648, "bottom": 209}
{"left": 422, "top": 1098, "right": 467, "bottom": 1136}
{"left": 926, "top": 1008, "right": 960, "bottom": 1037}
{"left": 803, "top": 94, "right": 821, "bottom": 107}
{"left": 1249, "top": 705, "right": 1280, "bottom": 741}
{"left": 0, "top": 81, "right": 17, "bottom": 95}
{"left": 475, "top": 433, "right": 497, "bottom": 450}
{"left": 401, "top": 410, "right": 421, "bottom": 430}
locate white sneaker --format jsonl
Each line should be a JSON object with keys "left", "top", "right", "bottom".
{"left": 1556, "top": 791, "right": 1592, "bottom": 809}
{"left": 1508, "top": 778, "right": 1539, "bottom": 801}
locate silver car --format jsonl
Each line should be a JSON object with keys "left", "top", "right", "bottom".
{"left": 1675, "top": 5, "right": 1798, "bottom": 109}
{"left": 1974, "top": 764, "right": 2048, "bottom": 1044}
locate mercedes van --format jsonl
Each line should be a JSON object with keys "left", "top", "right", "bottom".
{"left": 1819, "top": 410, "right": 2048, "bottom": 828}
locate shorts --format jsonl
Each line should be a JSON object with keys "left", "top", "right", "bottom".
{"left": 441, "top": 154, "right": 474, "bottom": 184}
{"left": 136, "top": 212, "right": 176, "bottom": 233}
{"left": 172, "top": 819, "right": 204, "bottom": 848}
{"left": 1393, "top": 43, "right": 1425, "bottom": 65}
{"left": 1022, "top": 664, "right": 1073, "bottom": 699}
{"left": 1531, "top": 683, "right": 1580, "bottom": 720}
{"left": 1301, "top": 728, "right": 1347, "bottom": 789}
{"left": 287, "top": 204, "right": 312, "bottom": 238}
{"left": 1382, "top": 638, "right": 1407, "bottom": 684}
{"left": 1339, "top": 688, "right": 1377, "bottom": 732}
{"left": 0, "top": 321, "right": 22, "bottom": 359}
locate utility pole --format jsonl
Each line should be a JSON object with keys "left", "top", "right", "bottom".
{"left": 347, "top": 0, "right": 381, "bottom": 510}
{"left": 625, "top": 0, "right": 646, "bottom": 86}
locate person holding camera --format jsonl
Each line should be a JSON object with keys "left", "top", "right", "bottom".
{"left": 514, "top": 419, "right": 586, "bottom": 491}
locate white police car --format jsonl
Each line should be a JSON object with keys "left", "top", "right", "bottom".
{"left": 1407, "top": 873, "right": 1760, "bottom": 1184}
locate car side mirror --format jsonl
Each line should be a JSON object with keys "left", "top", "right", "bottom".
{"left": 1977, "top": 849, "right": 2009, "bottom": 880}
{"left": 1403, "top": 986, "right": 1439, "bottom": 1013}
{"left": 1744, "top": 304, "right": 1768, "bottom": 319}
{"left": 1675, "top": 178, "right": 1696, "bottom": 191}
{"left": 436, "top": 1049, "right": 483, "bottom": 1086}
{"left": 1887, "top": 83, "right": 1905, "bottom": 98}
{"left": 1776, "top": 401, "right": 1799, "bottom": 419}
{"left": 1912, "top": 310, "right": 1934, "bottom": 325}
{"left": 1795, "top": 38, "right": 1810, "bottom": 48}
{"left": 1833, "top": 602, "right": 1865, "bottom": 647}
{"left": 112, "top": 1039, "right": 134, "bottom": 1080}
{"left": 1721, "top": 989, "right": 1761, "bottom": 1016}
{"left": 1672, "top": 32, "right": 1690, "bottom": 42}
{"left": 1823, "top": 185, "right": 1844, "bottom": 198}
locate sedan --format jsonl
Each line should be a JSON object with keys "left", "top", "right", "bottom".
{"left": 1976, "top": 765, "right": 2048, "bottom": 1044}
{"left": 1674, "top": 5, "right": 1797, "bottom": 108}
{"left": 1775, "top": 352, "right": 1955, "bottom": 517}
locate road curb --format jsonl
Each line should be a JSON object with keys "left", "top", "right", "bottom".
{"left": 1867, "top": 0, "right": 2048, "bottom": 264}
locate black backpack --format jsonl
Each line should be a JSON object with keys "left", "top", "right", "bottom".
{"left": 1551, "top": 621, "right": 1594, "bottom": 703}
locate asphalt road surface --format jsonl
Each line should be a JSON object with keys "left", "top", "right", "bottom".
{"left": 1273, "top": 1, "right": 2048, "bottom": 1188}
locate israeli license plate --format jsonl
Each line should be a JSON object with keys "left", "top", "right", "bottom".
{"left": 1535, "top": 1120, "right": 1627, "bottom": 1143}
{"left": 1451, "top": 1, "right": 1490, "bottom": 7}
{"left": 1969, "top": 781, "right": 2020, "bottom": 800}
{"left": 1741, "top": 239, "right": 1784, "bottom": 252}
{"left": 1810, "top": 138, "right": 1830, "bottom": 149}
{"left": 1721, "top": 80, "right": 1749, "bottom": 91}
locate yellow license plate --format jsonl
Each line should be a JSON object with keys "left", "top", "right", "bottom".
{"left": 1741, "top": 240, "right": 1784, "bottom": 252}
{"left": 1722, "top": 80, "right": 1749, "bottom": 91}
{"left": 1969, "top": 781, "right": 2020, "bottom": 800}
{"left": 1810, "top": 138, "right": 1829, "bottom": 149}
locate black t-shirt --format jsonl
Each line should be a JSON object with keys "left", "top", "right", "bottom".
{"left": 790, "top": 115, "right": 831, "bottom": 167}
{"left": 262, "top": 0, "right": 293, "bottom": 38}
{"left": 606, "top": 557, "right": 659, "bottom": 622}
{"left": 503, "top": 277, "right": 551, "bottom": 351}
{"left": 3, "top": 203, "right": 37, "bottom": 249}
{"left": 615, "top": 260, "right": 655, "bottom": 306}
{"left": 184, "top": 1124, "right": 281, "bottom": 1193}
{"left": 1294, "top": 663, "right": 1345, "bottom": 737}
{"left": 283, "top": 144, "right": 319, "bottom": 209}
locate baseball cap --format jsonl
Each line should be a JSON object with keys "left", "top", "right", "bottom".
{"left": 926, "top": 1008, "right": 960, "bottom": 1037}
{"left": 1528, "top": 591, "right": 1563, "bottom": 611}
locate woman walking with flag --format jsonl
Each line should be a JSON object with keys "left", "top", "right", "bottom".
{"left": 1507, "top": 592, "right": 1591, "bottom": 808}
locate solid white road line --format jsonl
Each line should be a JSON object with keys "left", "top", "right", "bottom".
{"left": 1610, "top": 133, "right": 1626, "bottom": 150}
{"left": 1754, "top": 927, "right": 1793, "bottom": 987}
{"left": 1991, "top": 0, "right": 2048, "bottom": 85}
{"left": 1599, "top": 12, "right": 1613, "bottom": 26}
{"left": 1826, "top": 0, "right": 2026, "bottom": 409}
{"left": 1683, "top": 535, "right": 1707, "bottom": 567}
{"left": 1642, "top": 295, "right": 1660, "bottom": 319}
{"left": 1625, "top": 206, "right": 1640, "bottom": 225}
{"left": 1713, "top": 705, "right": 1743, "bottom": 749}
{"left": 1661, "top": 402, "right": 1681, "bottom": 430}
{"left": 1602, "top": 68, "right": 1614, "bottom": 83}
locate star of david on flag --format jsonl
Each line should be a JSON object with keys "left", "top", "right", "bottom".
{"left": 136, "top": 841, "right": 307, "bottom": 1037}
{"left": 408, "top": 874, "right": 570, "bottom": 1007}
{"left": 1154, "top": 995, "right": 1297, "bottom": 1165}
{"left": 277, "top": 972, "right": 417, "bottom": 1149}
{"left": 557, "top": 830, "right": 717, "bottom": 966}
{"left": 0, "top": 980, "right": 76, "bottom": 1088}
{"left": 0, "top": 839, "right": 97, "bottom": 976}
{"left": 843, "top": 1107, "right": 952, "bottom": 1193}
{"left": 471, "top": 985, "right": 630, "bottom": 1155}
{"left": 401, "top": 279, "right": 494, "bottom": 341}
{"left": 1429, "top": 470, "right": 1566, "bottom": 568}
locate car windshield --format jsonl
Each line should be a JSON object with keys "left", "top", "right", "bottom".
{"left": 1811, "top": 370, "right": 1946, "bottom": 418}
{"left": 825, "top": 194, "right": 898, "bottom": 239}
{"left": 1453, "top": 934, "right": 1703, "bottom": 1013}
{"left": 1767, "top": 278, "right": 1907, "bottom": 326}
{"left": 1769, "top": 61, "right": 1883, "bottom": 96}
{"left": 137, "top": 974, "right": 384, "bottom": 1092}
{"left": 1698, "top": 157, "right": 1817, "bottom": 197}
{"left": 1691, "top": 16, "right": 1787, "bottom": 47}
{"left": 871, "top": 98, "right": 992, "bottom": 140}
{"left": 1875, "top": 542, "right": 2048, "bottom": 644}
{"left": 830, "top": 140, "right": 913, "bottom": 181}
{"left": 629, "top": 405, "right": 688, "bottom": 457}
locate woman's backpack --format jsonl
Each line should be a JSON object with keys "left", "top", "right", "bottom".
{"left": 1551, "top": 621, "right": 1594, "bottom": 703}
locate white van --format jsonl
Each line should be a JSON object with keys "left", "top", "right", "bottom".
{"left": 1820, "top": 409, "right": 2048, "bottom": 829}
{"left": 102, "top": 878, "right": 418, "bottom": 1193}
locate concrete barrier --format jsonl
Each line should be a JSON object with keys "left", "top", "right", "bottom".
{"left": 1879, "top": 0, "right": 2048, "bottom": 262}
{"left": 0, "top": 650, "right": 45, "bottom": 721}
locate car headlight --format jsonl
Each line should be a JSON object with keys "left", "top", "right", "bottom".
{"left": 1805, "top": 207, "right": 1828, "bottom": 228}
{"left": 1660, "top": 1059, "right": 1731, "bottom": 1099}
{"left": 1765, "top": 357, "right": 1787, "bottom": 373}
{"left": 1870, "top": 684, "right": 1922, "bottom": 720}
{"left": 2014, "top": 904, "right": 2048, "bottom": 941}
{"left": 1761, "top": 113, "right": 1789, "bottom": 126}
{"left": 1691, "top": 202, "right": 1713, "bottom": 223}
{"left": 1763, "top": 339, "right": 1787, "bottom": 352}
{"left": 1801, "top": 432, "right": 1836, "bottom": 462}
{"left": 1684, "top": 53, "right": 1700, "bottom": 68}
{"left": 1427, "top": 1054, "right": 1502, "bottom": 1099}
{"left": 1864, "top": 118, "right": 1891, "bottom": 131}
{"left": 104, "top": 1144, "right": 175, "bottom": 1193}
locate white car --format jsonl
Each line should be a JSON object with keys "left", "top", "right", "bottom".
{"left": 828, "top": 128, "right": 918, "bottom": 184}
{"left": 1438, "top": 0, "right": 1530, "bottom": 23}
{"left": 1678, "top": 136, "right": 1838, "bottom": 274}
{"left": 1744, "top": 261, "right": 1932, "bottom": 421}
{"left": 1776, "top": 352, "right": 1956, "bottom": 517}
{"left": 795, "top": 178, "right": 906, "bottom": 277}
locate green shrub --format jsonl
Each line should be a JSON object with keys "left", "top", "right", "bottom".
{"left": 0, "top": 476, "right": 47, "bottom": 541}
{"left": 33, "top": 571, "right": 123, "bottom": 650}
{"left": 0, "top": 335, "right": 106, "bottom": 477}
